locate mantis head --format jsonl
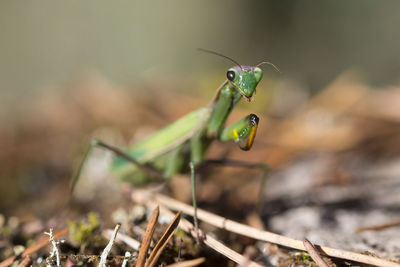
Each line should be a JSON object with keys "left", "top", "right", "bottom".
{"left": 198, "top": 48, "right": 279, "bottom": 102}
{"left": 226, "top": 66, "right": 263, "bottom": 102}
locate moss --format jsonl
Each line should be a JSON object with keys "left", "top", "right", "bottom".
{"left": 68, "top": 212, "right": 103, "bottom": 252}
{"left": 278, "top": 251, "right": 317, "bottom": 267}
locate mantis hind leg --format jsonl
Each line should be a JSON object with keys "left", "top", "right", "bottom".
{"left": 70, "top": 139, "right": 164, "bottom": 195}
{"left": 201, "top": 158, "right": 269, "bottom": 210}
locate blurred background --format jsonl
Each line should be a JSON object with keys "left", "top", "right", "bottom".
{"left": 2, "top": 1, "right": 400, "bottom": 104}
{"left": 1, "top": 0, "right": 400, "bottom": 262}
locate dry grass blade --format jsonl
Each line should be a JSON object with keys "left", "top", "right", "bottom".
{"left": 166, "top": 257, "right": 205, "bottom": 267}
{"left": 132, "top": 191, "right": 400, "bottom": 267}
{"left": 356, "top": 219, "right": 400, "bottom": 232}
{"left": 145, "top": 211, "right": 182, "bottom": 267}
{"left": 137, "top": 206, "right": 160, "bottom": 267}
{"left": 303, "top": 239, "right": 330, "bottom": 267}
{"left": 0, "top": 228, "right": 69, "bottom": 267}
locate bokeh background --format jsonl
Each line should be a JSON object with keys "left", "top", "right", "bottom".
{"left": 1, "top": 1, "right": 400, "bottom": 262}
{"left": 2, "top": 1, "right": 400, "bottom": 104}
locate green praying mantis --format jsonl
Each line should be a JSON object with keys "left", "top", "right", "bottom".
{"left": 71, "top": 49, "right": 279, "bottom": 241}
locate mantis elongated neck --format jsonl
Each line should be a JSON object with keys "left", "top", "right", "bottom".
{"left": 206, "top": 82, "right": 242, "bottom": 138}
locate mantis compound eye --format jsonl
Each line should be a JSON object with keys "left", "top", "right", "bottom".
{"left": 227, "top": 70, "right": 235, "bottom": 81}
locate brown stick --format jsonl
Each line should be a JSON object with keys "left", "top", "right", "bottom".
{"left": 303, "top": 239, "right": 330, "bottom": 267}
{"left": 137, "top": 206, "right": 160, "bottom": 267}
{"left": 145, "top": 211, "right": 182, "bottom": 267}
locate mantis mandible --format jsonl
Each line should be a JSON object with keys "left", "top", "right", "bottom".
{"left": 71, "top": 49, "right": 279, "bottom": 241}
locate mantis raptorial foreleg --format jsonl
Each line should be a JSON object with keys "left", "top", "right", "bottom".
{"left": 218, "top": 113, "right": 269, "bottom": 206}
{"left": 220, "top": 113, "right": 259, "bottom": 151}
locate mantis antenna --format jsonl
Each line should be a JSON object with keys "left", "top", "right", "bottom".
{"left": 198, "top": 48, "right": 243, "bottom": 70}
{"left": 256, "top": 61, "right": 281, "bottom": 73}
{"left": 198, "top": 48, "right": 280, "bottom": 73}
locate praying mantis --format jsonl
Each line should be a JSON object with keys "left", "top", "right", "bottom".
{"left": 71, "top": 49, "right": 279, "bottom": 241}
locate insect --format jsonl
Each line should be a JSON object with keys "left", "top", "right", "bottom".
{"left": 71, "top": 49, "right": 279, "bottom": 240}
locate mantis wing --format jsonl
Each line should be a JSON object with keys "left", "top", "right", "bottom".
{"left": 111, "top": 106, "right": 212, "bottom": 173}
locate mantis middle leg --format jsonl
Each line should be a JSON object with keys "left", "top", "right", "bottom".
{"left": 70, "top": 139, "right": 165, "bottom": 194}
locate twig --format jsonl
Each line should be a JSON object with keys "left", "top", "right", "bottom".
{"left": 303, "top": 239, "right": 330, "bottom": 267}
{"left": 134, "top": 193, "right": 263, "bottom": 267}
{"left": 44, "top": 228, "right": 62, "bottom": 267}
{"left": 137, "top": 206, "right": 159, "bottom": 267}
{"left": 102, "top": 229, "right": 140, "bottom": 251}
{"left": 132, "top": 191, "right": 400, "bottom": 267}
{"left": 356, "top": 219, "right": 400, "bottom": 232}
{"left": 179, "top": 207, "right": 262, "bottom": 266}
{"left": 166, "top": 257, "right": 205, "bottom": 267}
{"left": 121, "top": 251, "right": 131, "bottom": 267}
{"left": 164, "top": 206, "right": 262, "bottom": 267}
{"left": 98, "top": 223, "right": 121, "bottom": 267}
